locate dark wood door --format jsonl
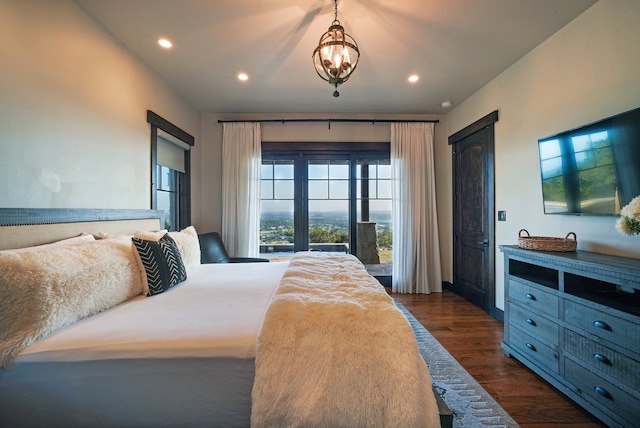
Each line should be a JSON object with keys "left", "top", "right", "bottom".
{"left": 450, "top": 112, "right": 498, "bottom": 318}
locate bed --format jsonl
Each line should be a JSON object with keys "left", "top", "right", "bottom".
{"left": 0, "top": 208, "right": 443, "bottom": 427}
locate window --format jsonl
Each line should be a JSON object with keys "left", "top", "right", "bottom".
{"left": 260, "top": 160, "right": 295, "bottom": 260}
{"left": 357, "top": 159, "right": 392, "bottom": 265}
{"left": 147, "top": 111, "right": 194, "bottom": 231}
{"left": 260, "top": 142, "right": 391, "bottom": 278}
{"left": 156, "top": 165, "right": 178, "bottom": 231}
{"left": 307, "top": 158, "right": 350, "bottom": 253}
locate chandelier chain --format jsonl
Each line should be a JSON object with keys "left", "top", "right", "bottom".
{"left": 333, "top": 0, "right": 339, "bottom": 24}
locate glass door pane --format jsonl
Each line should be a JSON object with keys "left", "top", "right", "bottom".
{"left": 307, "top": 159, "right": 349, "bottom": 253}
{"left": 260, "top": 159, "right": 295, "bottom": 261}
{"left": 356, "top": 159, "right": 392, "bottom": 276}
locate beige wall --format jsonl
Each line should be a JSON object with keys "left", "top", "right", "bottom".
{"left": 447, "top": 0, "right": 640, "bottom": 310}
{"left": 195, "top": 113, "right": 453, "bottom": 281}
{"left": 0, "top": 0, "right": 200, "bottom": 209}
{"left": 0, "top": 0, "right": 453, "bottom": 282}
{"left": 7, "top": 0, "right": 638, "bottom": 299}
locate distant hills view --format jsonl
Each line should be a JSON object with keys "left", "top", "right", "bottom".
{"left": 260, "top": 211, "right": 392, "bottom": 248}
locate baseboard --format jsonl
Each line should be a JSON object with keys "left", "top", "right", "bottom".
{"left": 445, "top": 281, "right": 504, "bottom": 323}
{"left": 385, "top": 280, "right": 453, "bottom": 292}
{"left": 490, "top": 307, "right": 504, "bottom": 323}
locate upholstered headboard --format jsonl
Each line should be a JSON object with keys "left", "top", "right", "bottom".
{"left": 0, "top": 208, "right": 164, "bottom": 251}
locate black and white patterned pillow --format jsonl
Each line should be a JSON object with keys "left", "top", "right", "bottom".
{"left": 132, "top": 234, "right": 187, "bottom": 296}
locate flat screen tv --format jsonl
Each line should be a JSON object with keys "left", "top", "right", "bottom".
{"left": 538, "top": 106, "right": 640, "bottom": 215}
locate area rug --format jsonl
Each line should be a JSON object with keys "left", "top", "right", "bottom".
{"left": 397, "top": 303, "right": 520, "bottom": 428}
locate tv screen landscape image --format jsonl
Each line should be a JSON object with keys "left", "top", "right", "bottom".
{"left": 538, "top": 106, "right": 640, "bottom": 215}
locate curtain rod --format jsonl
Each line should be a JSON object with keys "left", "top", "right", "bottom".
{"left": 217, "top": 118, "right": 439, "bottom": 124}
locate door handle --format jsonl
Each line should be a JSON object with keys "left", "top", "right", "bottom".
{"left": 476, "top": 239, "right": 489, "bottom": 246}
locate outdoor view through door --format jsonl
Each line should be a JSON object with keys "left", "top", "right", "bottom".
{"left": 259, "top": 144, "right": 392, "bottom": 277}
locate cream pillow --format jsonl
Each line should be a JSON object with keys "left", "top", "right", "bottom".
{"left": 0, "top": 238, "right": 142, "bottom": 367}
{"left": 98, "top": 232, "right": 133, "bottom": 240}
{"left": 133, "top": 229, "right": 167, "bottom": 241}
{"left": 168, "top": 226, "right": 201, "bottom": 271}
{"left": 1, "top": 233, "right": 95, "bottom": 254}
{"left": 98, "top": 233, "right": 147, "bottom": 295}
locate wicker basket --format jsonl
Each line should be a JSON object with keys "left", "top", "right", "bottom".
{"left": 517, "top": 229, "right": 577, "bottom": 252}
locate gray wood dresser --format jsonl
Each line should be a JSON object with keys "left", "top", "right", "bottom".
{"left": 499, "top": 245, "right": 640, "bottom": 428}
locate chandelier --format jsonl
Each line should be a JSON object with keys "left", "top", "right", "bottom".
{"left": 312, "top": 0, "right": 360, "bottom": 97}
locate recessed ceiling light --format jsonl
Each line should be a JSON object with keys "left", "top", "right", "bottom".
{"left": 158, "top": 38, "right": 172, "bottom": 49}
{"left": 442, "top": 101, "right": 453, "bottom": 108}
{"left": 238, "top": 73, "right": 249, "bottom": 81}
{"left": 408, "top": 74, "right": 419, "bottom": 83}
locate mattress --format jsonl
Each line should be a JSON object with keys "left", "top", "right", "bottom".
{"left": 0, "top": 262, "right": 288, "bottom": 428}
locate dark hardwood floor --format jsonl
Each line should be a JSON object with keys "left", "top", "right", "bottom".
{"left": 392, "top": 290, "right": 606, "bottom": 428}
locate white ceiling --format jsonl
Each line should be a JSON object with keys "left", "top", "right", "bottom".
{"left": 74, "top": 0, "right": 598, "bottom": 114}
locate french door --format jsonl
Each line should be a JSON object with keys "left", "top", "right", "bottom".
{"left": 260, "top": 143, "right": 391, "bottom": 274}
{"left": 305, "top": 156, "right": 351, "bottom": 253}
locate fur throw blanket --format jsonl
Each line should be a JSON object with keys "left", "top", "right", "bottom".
{"left": 251, "top": 252, "right": 440, "bottom": 428}
{"left": 0, "top": 236, "right": 142, "bottom": 367}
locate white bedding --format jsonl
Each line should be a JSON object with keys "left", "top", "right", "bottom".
{"left": 0, "top": 262, "right": 288, "bottom": 428}
{"left": 16, "top": 262, "right": 288, "bottom": 362}
{"left": 1, "top": 253, "right": 441, "bottom": 428}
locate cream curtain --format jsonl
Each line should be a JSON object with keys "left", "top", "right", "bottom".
{"left": 221, "top": 122, "right": 261, "bottom": 258}
{"left": 391, "top": 122, "right": 442, "bottom": 294}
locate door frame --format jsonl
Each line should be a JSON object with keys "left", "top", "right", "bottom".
{"left": 448, "top": 111, "right": 501, "bottom": 321}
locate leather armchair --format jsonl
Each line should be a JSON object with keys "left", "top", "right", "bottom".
{"left": 198, "top": 232, "right": 269, "bottom": 264}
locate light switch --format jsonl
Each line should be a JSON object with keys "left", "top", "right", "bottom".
{"left": 498, "top": 211, "right": 506, "bottom": 221}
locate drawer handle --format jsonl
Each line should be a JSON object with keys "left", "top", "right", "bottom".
{"left": 525, "top": 318, "right": 537, "bottom": 326}
{"left": 526, "top": 342, "right": 537, "bottom": 352}
{"left": 593, "top": 320, "right": 612, "bottom": 331}
{"left": 594, "top": 386, "right": 613, "bottom": 400}
{"left": 525, "top": 293, "right": 536, "bottom": 301}
{"left": 593, "top": 353, "right": 613, "bottom": 366}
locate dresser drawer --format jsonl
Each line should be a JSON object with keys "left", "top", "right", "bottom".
{"left": 564, "top": 300, "right": 640, "bottom": 354}
{"left": 508, "top": 325, "right": 558, "bottom": 373}
{"left": 508, "top": 279, "right": 559, "bottom": 317}
{"left": 565, "top": 357, "right": 640, "bottom": 427}
{"left": 564, "top": 330, "right": 640, "bottom": 394}
{"left": 508, "top": 302, "right": 559, "bottom": 346}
